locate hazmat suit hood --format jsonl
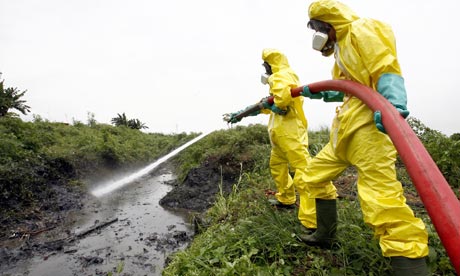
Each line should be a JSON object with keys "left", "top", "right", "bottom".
{"left": 308, "top": 0, "right": 359, "bottom": 40}
{"left": 262, "top": 49, "right": 290, "bottom": 73}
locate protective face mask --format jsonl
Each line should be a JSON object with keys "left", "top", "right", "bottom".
{"left": 312, "top": 31, "right": 328, "bottom": 51}
{"left": 261, "top": 73, "right": 270, "bottom": 85}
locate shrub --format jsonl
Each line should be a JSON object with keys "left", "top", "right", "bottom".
{"left": 0, "top": 116, "right": 197, "bottom": 215}
{"left": 408, "top": 117, "right": 460, "bottom": 189}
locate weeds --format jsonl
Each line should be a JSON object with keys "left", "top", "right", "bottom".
{"left": 1, "top": 116, "right": 456, "bottom": 275}
{"left": 107, "top": 261, "right": 125, "bottom": 276}
{"left": 163, "top": 124, "right": 457, "bottom": 275}
{"left": 0, "top": 116, "right": 197, "bottom": 217}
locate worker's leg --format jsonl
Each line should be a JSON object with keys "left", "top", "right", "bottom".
{"left": 349, "top": 125, "right": 429, "bottom": 259}
{"left": 299, "top": 143, "right": 346, "bottom": 244}
{"left": 278, "top": 135, "right": 317, "bottom": 227}
{"left": 270, "top": 147, "right": 296, "bottom": 205}
{"left": 302, "top": 143, "right": 345, "bottom": 200}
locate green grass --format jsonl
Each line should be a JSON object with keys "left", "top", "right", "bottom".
{"left": 1, "top": 116, "right": 456, "bottom": 275}
{"left": 163, "top": 124, "right": 457, "bottom": 276}
{"left": 0, "top": 116, "right": 198, "bottom": 216}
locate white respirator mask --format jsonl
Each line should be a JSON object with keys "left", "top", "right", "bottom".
{"left": 312, "top": 31, "right": 329, "bottom": 51}
{"left": 260, "top": 73, "right": 270, "bottom": 85}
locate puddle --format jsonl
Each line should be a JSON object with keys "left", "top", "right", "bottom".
{"left": 1, "top": 171, "right": 193, "bottom": 276}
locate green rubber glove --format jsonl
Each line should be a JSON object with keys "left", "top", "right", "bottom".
{"left": 377, "top": 74, "right": 410, "bottom": 118}
{"left": 270, "top": 104, "right": 287, "bottom": 115}
{"left": 375, "top": 73, "right": 410, "bottom": 133}
{"left": 322, "top": 91, "right": 344, "bottom": 102}
{"left": 261, "top": 98, "right": 287, "bottom": 115}
{"left": 301, "top": 86, "right": 323, "bottom": 100}
{"left": 227, "top": 107, "right": 261, "bottom": 124}
{"left": 228, "top": 113, "right": 242, "bottom": 124}
{"left": 373, "top": 111, "right": 385, "bottom": 133}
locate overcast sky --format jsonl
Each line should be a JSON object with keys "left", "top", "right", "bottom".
{"left": 1, "top": 0, "right": 459, "bottom": 136}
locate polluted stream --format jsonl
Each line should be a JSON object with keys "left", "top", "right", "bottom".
{"left": 1, "top": 133, "right": 210, "bottom": 276}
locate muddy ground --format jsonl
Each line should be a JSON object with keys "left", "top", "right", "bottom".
{"left": 0, "top": 159, "right": 237, "bottom": 275}
{"left": 0, "top": 158, "right": 424, "bottom": 275}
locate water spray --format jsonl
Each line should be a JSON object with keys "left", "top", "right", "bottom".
{"left": 91, "top": 130, "right": 212, "bottom": 197}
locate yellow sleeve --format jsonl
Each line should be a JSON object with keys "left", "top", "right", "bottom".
{"left": 268, "top": 71, "right": 297, "bottom": 109}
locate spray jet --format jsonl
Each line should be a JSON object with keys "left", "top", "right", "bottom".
{"left": 91, "top": 131, "right": 211, "bottom": 197}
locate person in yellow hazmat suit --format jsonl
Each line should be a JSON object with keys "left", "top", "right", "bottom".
{"left": 298, "top": 1, "right": 430, "bottom": 275}
{"left": 258, "top": 48, "right": 335, "bottom": 233}
{"left": 229, "top": 48, "right": 337, "bottom": 231}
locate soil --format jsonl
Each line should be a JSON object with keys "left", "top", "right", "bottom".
{"left": 159, "top": 161, "right": 236, "bottom": 212}
{"left": 0, "top": 158, "right": 423, "bottom": 275}
{"left": 0, "top": 158, "right": 237, "bottom": 275}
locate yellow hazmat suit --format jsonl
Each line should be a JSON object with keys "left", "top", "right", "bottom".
{"left": 261, "top": 49, "right": 335, "bottom": 229}
{"left": 306, "top": 0, "right": 428, "bottom": 258}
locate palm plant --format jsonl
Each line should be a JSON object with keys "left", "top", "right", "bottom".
{"left": 0, "top": 80, "right": 31, "bottom": 117}
{"left": 111, "top": 113, "right": 129, "bottom": 127}
{"left": 111, "top": 113, "right": 148, "bottom": 130}
{"left": 128, "top": 118, "right": 148, "bottom": 130}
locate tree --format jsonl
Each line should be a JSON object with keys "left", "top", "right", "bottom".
{"left": 0, "top": 80, "right": 31, "bottom": 117}
{"left": 111, "top": 112, "right": 128, "bottom": 127}
{"left": 128, "top": 118, "right": 148, "bottom": 130}
{"left": 111, "top": 113, "right": 148, "bottom": 130}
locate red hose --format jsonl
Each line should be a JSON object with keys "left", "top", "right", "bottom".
{"left": 290, "top": 80, "right": 460, "bottom": 273}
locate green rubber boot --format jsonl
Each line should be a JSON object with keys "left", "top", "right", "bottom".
{"left": 299, "top": 199, "right": 337, "bottom": 248}
{"left": 391, "top": 257, "right": 429, "bottom": 276}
